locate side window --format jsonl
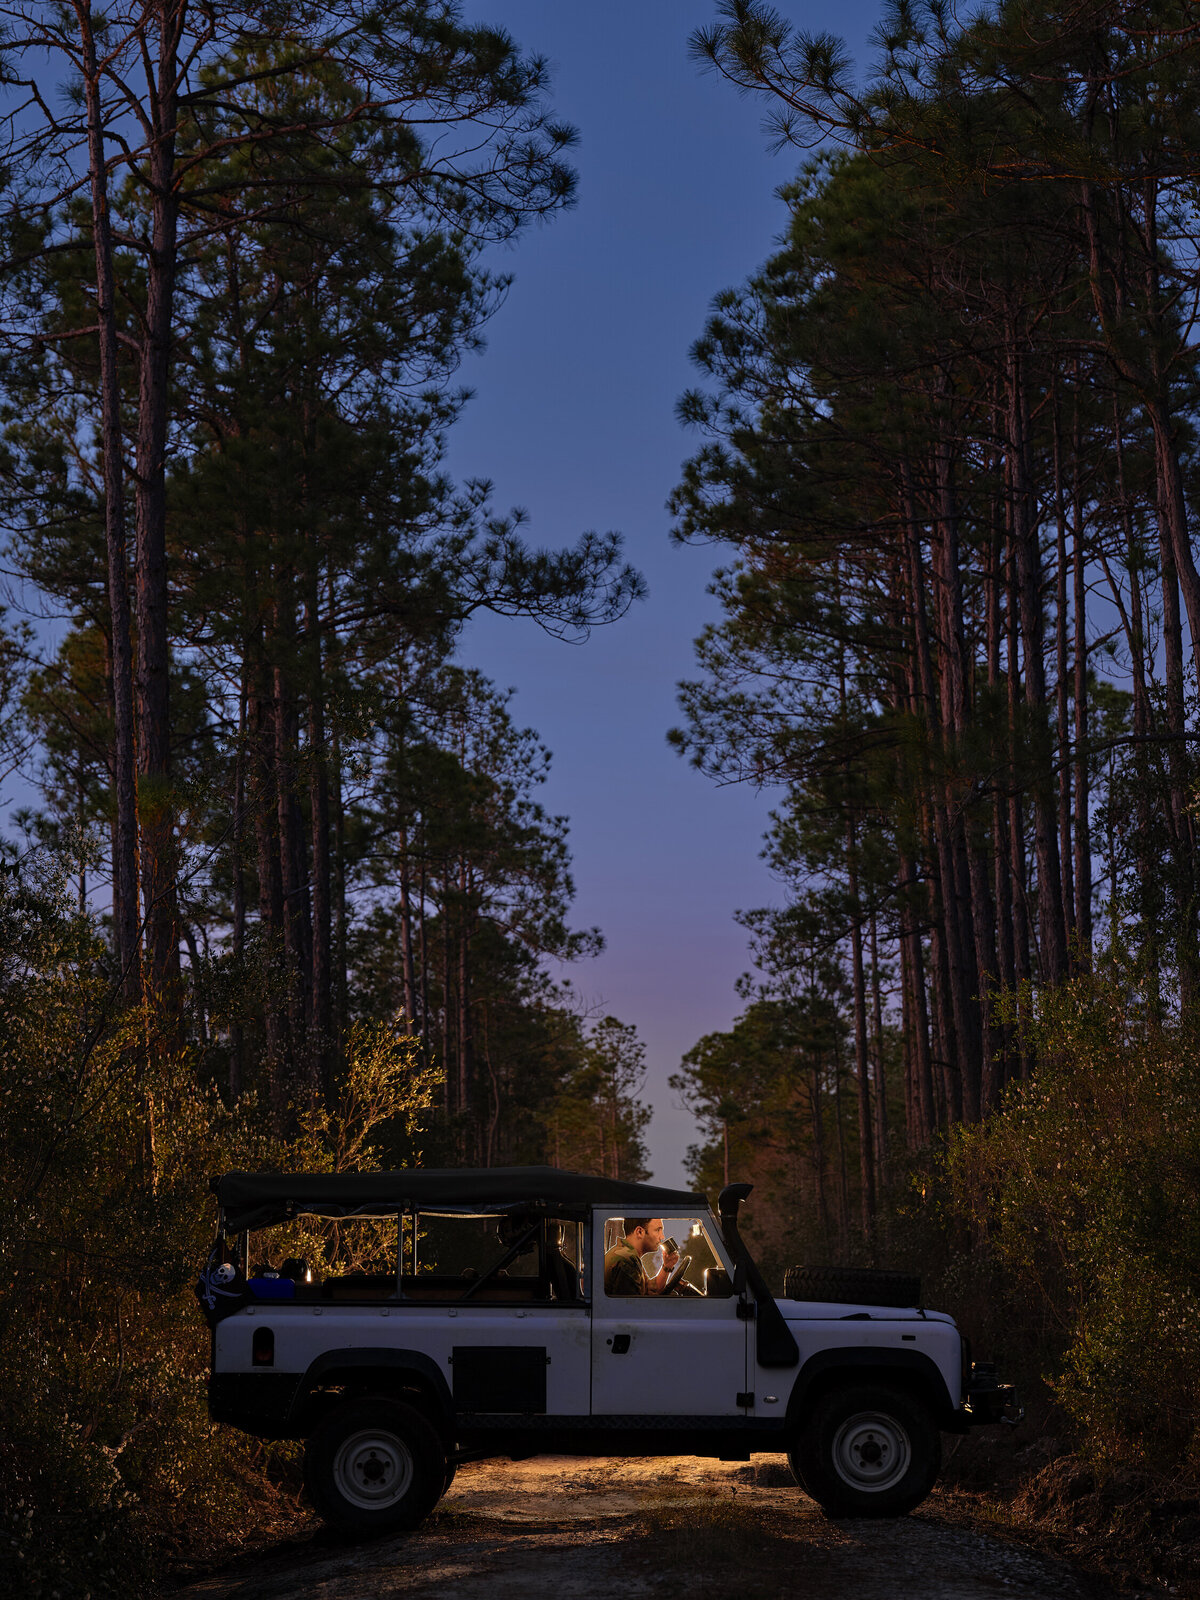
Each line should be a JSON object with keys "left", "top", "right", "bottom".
{"left": 558, "top": 1220, "right": 582, "bottom": 1269}
{"left": 404, "top": 1213, "right": 582, "bottom": 1303}
{"left": 668, "top": 1219, "right": 732, "bottom": 1296}
{"left": 545, "top": 1220, "right": 584, "bottom": 1302}
{"left": 246, "top": 1216, "right": 399, "bottom": 1301}
{"left": 601, "top": 1215, "right": 733, "bottom": 1299}
{"left": 601, "top": 1217, "right": 647, "bottom": 1297}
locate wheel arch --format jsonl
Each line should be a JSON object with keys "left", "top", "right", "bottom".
{"left": 785, "top": 1347, "right": 959, "bottom": 1432}
{"left": 291, "top": 1347, "right": 454, "bottom": 1437}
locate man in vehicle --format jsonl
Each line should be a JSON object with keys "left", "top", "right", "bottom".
{"left": 604, "top": 1216, "right": 680, "bottom": 1296}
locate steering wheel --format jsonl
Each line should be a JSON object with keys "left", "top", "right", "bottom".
{"left": 663, "top": 1253, "right": 692, "bottom": 1293}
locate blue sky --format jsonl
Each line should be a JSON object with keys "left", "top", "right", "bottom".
{"left": 449, "top": 2, "right": 881, "bottom": 1184}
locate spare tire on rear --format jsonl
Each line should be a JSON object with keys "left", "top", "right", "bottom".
{"left": 782, "top": 1266, "right": 921, "bottom": 1307}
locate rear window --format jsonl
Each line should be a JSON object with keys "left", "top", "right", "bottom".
{"left": 246, "top": 1215, "right": 398, "bottom": 1283}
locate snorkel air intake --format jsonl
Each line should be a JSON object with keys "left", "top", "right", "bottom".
{"left": 718, "top": 1183, "right": 799, "bottom": 1370}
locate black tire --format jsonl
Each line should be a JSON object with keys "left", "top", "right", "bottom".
{"left": 303, "top": 1396, "right": 446, "bottom": 1537}
{"left": 790, "top": 1383, "right": 941, "bottom": 1519}
{"left": 782, "top": 1266, "right": 921, "bottom": 1308}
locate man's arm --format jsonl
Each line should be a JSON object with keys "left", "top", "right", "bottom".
{"left": 647, "top": 1249, "right": 680, "bottom": 1295}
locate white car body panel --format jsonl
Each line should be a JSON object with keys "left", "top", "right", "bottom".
{"left": 212, "top": 1206, "right": 963, "bottom": 1424}
{"left": 774, "top": 1304, "right": 963, "bottom": 1411}
{"left": 589, "top": 1208, "right": 748, "bottom": 1415}
{"left": 217, "top": 1303, "right": 593, "bottom": 1414}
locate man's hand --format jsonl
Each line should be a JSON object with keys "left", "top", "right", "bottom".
{"left": 650, "top": 1249, "right": 680, "bottom": 1294}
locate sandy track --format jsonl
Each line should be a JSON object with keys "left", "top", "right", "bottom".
{"left": 177, "top": 1455, "right": 1109, "bottom": 1600}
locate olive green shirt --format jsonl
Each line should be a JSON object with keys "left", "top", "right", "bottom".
{"left": 603, "top": 1239, "right": 648, "bottom": 1297}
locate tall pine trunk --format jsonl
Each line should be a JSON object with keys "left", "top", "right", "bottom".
{"left": 1052, "top": 395, "right": 1076, "bottom": 957}
{"left": 846, "top": 833, "right": 876, "bottom": 1240}
{"left": 1005, "top": 502, "right": 1034, "bottom": 1077}
{"left": 134, "top": 0, "right": 185, "bottom": 1008}
{"left": 1006, "top": 339, "right": 1068, "bottom": 986}
{"left": 80, "top": 1, "right": 140, "bottom": 1000}
{"left": 902, "top": 464, "right": 969, "bottom": 1119}
{"left": 868, "top": 908, "right": 888, "bottom": 1187}
{"left": 1071, "top": 401, "right": 1093, "bottom": 956}
{"left": 252, "top": 659, "right": 290, "bottom": 1125}
{"left": 306, "top": 571, "right": 332, "bottom": 1098}
{"left": 931, "top": 440, "right": 986, "bottom": 1119}
{"left": 898, "top": 853, "right": 935, "bottom": 1141}
{"left": 986, "top": 499, "right": 1016, "bottom": 1091}
{"left": 230, "top": 665, "right": 248, "bottom": 1101}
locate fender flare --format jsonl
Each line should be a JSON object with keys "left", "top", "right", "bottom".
{"left": 292, "top": 1347, "right": 454, "bottom": 1427}
{"left": 784, "top": 1346, "right": 958, "bottom": 1430}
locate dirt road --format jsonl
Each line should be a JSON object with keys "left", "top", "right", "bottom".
{"left": 177, "top": 1455, "right": 1110, "bottom": 1600}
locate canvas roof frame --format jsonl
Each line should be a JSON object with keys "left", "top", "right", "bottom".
{"left": 213, "top": 1165, "right": 707, "bottom": 1234}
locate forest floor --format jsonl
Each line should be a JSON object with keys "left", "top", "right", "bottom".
{"left": 171, "top": 1453, "right": 1125, "bottom": 1600}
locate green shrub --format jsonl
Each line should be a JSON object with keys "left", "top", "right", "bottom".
{"left": 0, "top": 856, "right": 438, "bottom": 1597}
{"left": 930, "top": 955, "right": 1200, "bottom": 1466}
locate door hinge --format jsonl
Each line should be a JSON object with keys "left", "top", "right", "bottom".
{"left": 737, "top": 1298, "right": 756, "bottom": 1320}
{"left": 736, "top": 1391, "right": 754, "bottom": 1408}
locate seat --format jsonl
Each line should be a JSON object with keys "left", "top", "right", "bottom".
{"left": 546, "top": 1247, "right": 580, "bottom": 1303}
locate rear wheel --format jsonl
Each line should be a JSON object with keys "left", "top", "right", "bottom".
{"left": 790, "top": 1383, "right": 940, "bottom": 1518}
{"left": 304, "top": 1396, "right": 445, "bottom": 1537}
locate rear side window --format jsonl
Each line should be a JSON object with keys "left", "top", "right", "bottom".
{"left": 246, "top": 1216, "right": 399, "bottom": 1287}
{"left": 414, "top": 1214, "right": 540, "bottom": 1278}
{"left": 404, "top": 1213, "right": 583, "bottom": 1302}
{"left": 234, "top": 1211, "right": 585, "bottom": 1303}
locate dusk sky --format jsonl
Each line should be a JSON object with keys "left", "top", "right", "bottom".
{"left": 448, "top": 2, "right": 879, "bottom": 1185}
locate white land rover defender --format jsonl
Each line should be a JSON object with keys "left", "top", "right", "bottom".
{"left": 197, "top": 1168, "right": 1019, "bottom": 1535}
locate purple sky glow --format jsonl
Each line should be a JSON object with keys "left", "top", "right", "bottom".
{"left": 450, "top": 2, "right": 880, "bottom": 1184}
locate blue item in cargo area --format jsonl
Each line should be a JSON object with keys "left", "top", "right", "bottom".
{"left": 248, "top": 1277, "right": 295, "bottom": 1300}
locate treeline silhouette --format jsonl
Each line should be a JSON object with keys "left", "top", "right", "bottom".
{"left": 671, "top": 0, "right": 1200, "bottom": 1473}
{"left": 0, "top": 0, "right": 649, "bottom": 1168}
{"left": 0, "top": 7, "right": 648, "bottom": 1593}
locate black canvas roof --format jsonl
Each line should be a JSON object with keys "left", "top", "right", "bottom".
{"left": 214, "top": 1166, "right": 707, "bottom": 1232}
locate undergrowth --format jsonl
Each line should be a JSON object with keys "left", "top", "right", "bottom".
{"left": 0, "top": 858, "right": 436, "bottom": 1599}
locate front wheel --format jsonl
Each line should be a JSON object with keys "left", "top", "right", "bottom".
{"left": 304, "top": 1396, "right": 446, "bottom": 1536}
{"left": 790, "top": 1384, "right": 941, "bottom": 1518}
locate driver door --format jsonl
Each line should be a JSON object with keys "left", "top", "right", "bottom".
{"left": 589, "top": 1210, "right": 749, "bottom": 1417}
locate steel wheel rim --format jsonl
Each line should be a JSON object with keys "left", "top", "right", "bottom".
{"left": 830, "top": 1410, "right": 911, "bottom": 1493}
{"left": 331, "top": 1428, "right": 415, "bottom": 1511}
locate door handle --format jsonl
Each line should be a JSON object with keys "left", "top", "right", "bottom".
{"left": 607, "top": 1333, "right": 631, "bottom": 1354}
